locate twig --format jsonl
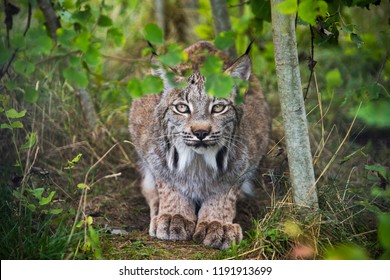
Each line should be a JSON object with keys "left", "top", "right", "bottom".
{"left": 304, "top": 25, "right": 317, "bottom": 101}
{"left": 23, "top": 1, "right": 32, "bottom": 36}
{"left": 90, "top": 172, "right": 122, "bottom": 188}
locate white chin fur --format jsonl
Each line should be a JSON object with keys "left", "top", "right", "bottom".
{"left": 192, "top": 146, "right": 207, "bottom": 154}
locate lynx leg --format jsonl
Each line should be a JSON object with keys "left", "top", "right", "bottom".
{"left": 194, "top": 187, "right": 243, "bottom": 249}
{"left": 140, "top": 167, "right": 159, "bottom": 219}
{"left": 149, "top": 181, "right": 196, "bottom": 241}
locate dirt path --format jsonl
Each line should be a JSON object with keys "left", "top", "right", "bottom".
{"left": 87, "top": 163, "right": 276, "bottom": 259}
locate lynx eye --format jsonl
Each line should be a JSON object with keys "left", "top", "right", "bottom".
{"left": 175, "top": 103, "right": 190, "bottom": 114}
{"left": 211, "top": 104, "right": 227, "bottom": 114}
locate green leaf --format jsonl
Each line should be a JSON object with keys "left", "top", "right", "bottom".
{"left": 107, "top": 27, "right": 125, "bottom": 47}
{"left": 250, "top": 0, "right": 272, "bottom": 21}
{"left": 200, "top": 55, "right": 223, "bottom": 77}
{"left": 85, "top": 46, "right": 101, "bottom": 66}
{"left": 31, "top": 188, "right": 45, "bottom": 200}
{"left": 76, "top": 220, "right": 85, "bottom": 228}
{"left": 68, "top": 56, "right": 81, "bottom": 67}
{"left": 72, "top": 5, "right": 92, "bottom": 24}
{"left": 355, "top": 100, "right": 390, "bottom": 128}
{"left": 63, "top": 67, "right": 89, "bottom": 88}
{"left": 298, "top": 0, "right": 328, "bottom": 25}
{"left": 365, "top": 164, "right": 388, "bottom": 181}
{"left": 57, "top": 28, "right": 77, "bottom": 48}
{"left": 21, "top": 132, "right": 37, "bottom": 149}
{"left": 215, "top": 31, "right": 235, "bottom": 51}
{"left": 276, "top": 0, "right": 297, "bottom": 15}
{"left": 74, "top": 31, "right": 91, "bottom": 52}
{"left": 158, "top": 44, "right": 185, "bottom": 67}
{"left": 14, "top": 60, "right": 35, "bottom": 76}
{"left": 200, "top": 55, "right": 235, "bottom": 97}
{"left": 141, "top": 75, "right": 164, "bottom": 94}
{"left": 77, "top": 183, "right": 90, "bottom": 190}
{"left": 49, "top": 209, "right": 63, "bottom": 215}
{"left": 39, "top": 191, "right": 56, "bottom": 206}
{"left": 144, "top": 23, "right": 164, "bottom": 45}
{"left": 6, "top": 109, "right": 26, "bottom": 119}
{"left": 350, "top": 33, "right": 364, "bottom": 48}
{"left": 205, "top": 74, "right": 235, "bottom": 98}
{"left": 26, "top": 27, "right": 53, "bottom": 56}
{"left": 65, "top": 153, "right": 83, "bottom": 169}
{"left": 326, "top": 69, "right": 343, "bottom": 89}
{"left": 127, "top": 79, "right": 143, "bottom": 98}
{"left": 10, "top": 33, "right": 26, "bottom": 49}
{"left": 10, "top": 121, "right": 23, "bottom": 129}
{"left": 325, "top": 244, "right": 369, "bottom": 260}
{"left": 24, "top": 87, "right": 39, "bottom": 103}
{"left": 71, "top": 153, "right": 83, "bottom": 164}
{"left": 378, "top": 213, "right": 390, "bottom": 250}
{"left": 341, "top": 24, "right": 354, "bottom": 34}
{"left": 27, "top": 204, "right": 36, "bottom": 212}
{"left": 371, "top": 187, "right": 390, "bottom": 199}
{"left": 0, "top": 124, "right": 11, "bottom": 129}
{"left": 97, "top": 15, "right": 113, "bottom": 27}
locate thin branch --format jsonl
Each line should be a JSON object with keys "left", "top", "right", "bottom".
{"left": 23, "top": 2, "right": 32, "bottom": 36}
{"left": 304, "top": 25, "right": 317, "bottom": 101}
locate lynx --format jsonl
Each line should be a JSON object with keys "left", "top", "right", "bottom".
{"left": 129, "top": 41, "right": 271, "bottom": 249}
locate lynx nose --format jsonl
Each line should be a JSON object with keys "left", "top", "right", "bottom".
{"left": 192, "top": 129, "right": 209, "bottom": 141}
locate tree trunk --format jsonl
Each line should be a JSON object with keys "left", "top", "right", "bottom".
{"left": 270, "top": 0, "right": 319, "bottom": 209}
{"left": 209, "top": 0, "right": 237, "bottom": 58}
{"left": 75, "top": 89, "right": 100, "bottom": 136}
{"left": 36, "top": 0, "right": 60, "bottom": 40}
{"left": 155, "top": 0, "right": 165, "bottom": 33}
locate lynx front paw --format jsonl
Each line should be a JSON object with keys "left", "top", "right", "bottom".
{"left": 149, "top": 214, "right": 195, "bottom": 241}
{"left": 193, "top": 221, "right": 243, "bottom": 250}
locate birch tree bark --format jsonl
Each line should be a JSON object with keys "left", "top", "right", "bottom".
{"left": 155, "top": 0, "right": 165, "bottom": 33}
{"left": 270, "top": 0, "right": 319, "bottom": 209}
{"left": 209, "top": 0, "right": 237, "bottom": 58}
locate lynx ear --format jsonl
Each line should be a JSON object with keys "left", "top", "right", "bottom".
{"left": 225, "top": 41, "right": 253, "bottom": 80}
{"left": 150, "top": 53, "right": 175, "bottom": 92}
{"left": 225, "top": 54, "right": 251, "bottom": 80}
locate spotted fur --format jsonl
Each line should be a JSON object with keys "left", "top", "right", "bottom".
{"left": 129, "top": 41, "right": 271, "bottom": 249}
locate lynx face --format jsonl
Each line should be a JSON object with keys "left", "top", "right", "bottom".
{"left": 155, "top": 52, "right": 251, "bottom": 173}
{"left": 164, "top": 72, "right": 235, "bottom": 157}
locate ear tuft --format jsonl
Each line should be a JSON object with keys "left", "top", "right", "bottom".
{"left": 150, "top": 55, "right": 174, "bottom": 92}
{"left": 225, "top": 55, "right": 251, "bottom": 80}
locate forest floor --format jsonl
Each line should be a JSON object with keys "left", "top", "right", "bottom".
{"left": 88, "top": 163, "right": 276, "bottom": 260}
